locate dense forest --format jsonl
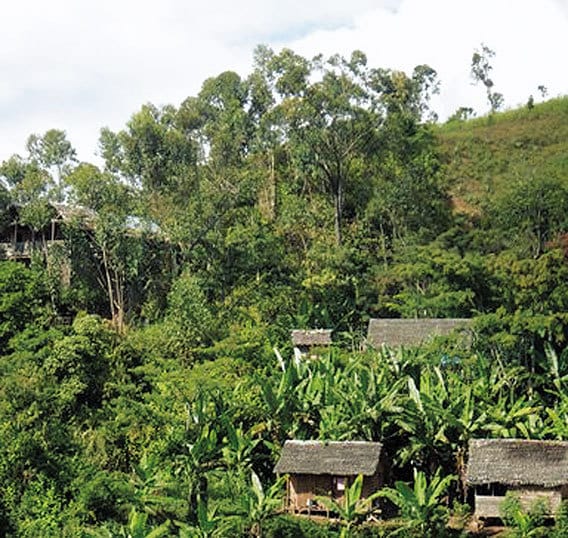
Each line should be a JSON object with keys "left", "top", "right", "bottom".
{"left": 1, "top": 46, "right": 568, "bottom": 537}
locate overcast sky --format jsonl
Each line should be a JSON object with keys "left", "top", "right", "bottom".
{"left": 1, "top": 0, "right": 567, "bottom": 163}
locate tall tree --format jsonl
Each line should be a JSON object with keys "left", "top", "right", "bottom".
{"left": 471, "top": 43, "right": 504, "bottom": 113}
{"left": 65, "top": 163, "right": 147, "bottom": 330}
{"left": 253, "top": 48, "right": 381, "bottom": 245}
{"left": 26, "top": 129, "right": 77, "bottom": 200}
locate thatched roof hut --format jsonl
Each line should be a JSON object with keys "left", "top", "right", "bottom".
{"left": 274, "top": 440, "right": 384, "bottom": 514}
{"left": 467, "top": 439, "right": 568, "bottom": 488}
{"left": 275, "top": 440, "right": 382, "bottom": 476}
{"left": 291, "top": 329, "right": 332, "bottom": 348}
{"left": 467, "top": 439, "right": 568, "bottom": 519}
{"left": 366, "top": 318, "right": 472, "bottom": 347}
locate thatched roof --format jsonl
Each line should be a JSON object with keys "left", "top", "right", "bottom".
{"left": 52, "top": 203, "right": 97, "bottom": 224}
{"left": 366, "top": 318, "right": 472, "bottom": 347}
{"left": 291, "top": 329, "right": 332, "bottom": 347}
{"left": 274, "top": 440, "right": 382, "bottom": 476}
{"left": 467, "top": 439, "right": 568, "bottom": 487}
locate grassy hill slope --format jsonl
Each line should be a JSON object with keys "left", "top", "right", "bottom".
{"left": 436, "top": 96, "right": 568, "bottom": 213}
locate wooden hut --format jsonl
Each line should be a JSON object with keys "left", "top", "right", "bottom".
{"left": 274, "top": 440, "right": 383, "bottom": 514}
{"left": 0, "top": 203, "right": 95, "bottom": 262}
{"left": 467, "top": 439, "right": 568, "bottom": 519}
{"left": 291, "top": 329, "right": 332, "bottom": 359}
{"left": 366, "top": 318, "right": 472, "bottom": 348}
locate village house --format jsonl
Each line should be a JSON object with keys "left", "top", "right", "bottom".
{"left": 0, "top": 203, "right": 94, "bottom": 263}
{"left": 366, "top": 318, "right": 472, "bottom": 348}
{"left": 274, "top": 440, "right": 383, "bottom": 515}
{"left": 467, "top": 438, "right": 568, "bottom": 520}
{"left": 291, "top": 329, "right": 332, "bottom": 360}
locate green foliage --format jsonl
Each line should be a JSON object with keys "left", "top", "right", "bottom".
{"left": 3, "top": 46, "right": 568, "bottom": 538}
{"left": 378, "top": 469, "right": 454, "bottom": 538}
{"left": 26, "top": 129, "right": 76, "bottom": 182}
{"left": 176, "top": 499, "right": 226, "bottom": 537}
{"left": 553, "top": 501, "right": 568, "bottom": 537}
{"left": 239, "top": 471, "right": 285, "bottom": 537}
{"left": 44, "top": 313, "right": 115, "bottom": 412}
{"left": 13, "top": 474, "right": 65, "bottom": 538}
{"left": 316, "top": 474, "right": 382, "bottom": 536}
{"left": 470, "top": 43, "right": 504, "bottom": 114}
{"left": 0, "top": 261, "right": 50, "bottom": 346}
{"left": 93, "top": 508, "right": 171, "bottom": 538}
{"left": 165, "top": 271, "right": 218, "bottom": 356}
{"left": 375, "top": 244, "right": 491, "bottom": 318}
{"left": 491, "top": 176, "right": 568, "bottom": 257}
{"left": 76, "top": 471, "right": 132, "bottom": 524}
{"left": 500, "top": 492, "right": 548, "bottom": 538}
{"left": 263, "top": 515, "right": 340, "bottom": 537}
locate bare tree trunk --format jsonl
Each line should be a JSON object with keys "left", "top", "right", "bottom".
{"left": 270, "top": 150, "right": 276, "bottom": 218}
{"left": 113, "top": 270, "right": 125, "bottom": 333}
{"left": 334, "top": 180, "right": 343, "bottom": 245}
{"left": 101, "top": 245, "right": 118, "bottom": 328}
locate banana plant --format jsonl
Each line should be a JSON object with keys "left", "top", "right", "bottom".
{"left": 315, "top": 474, "right": 382, "bottom": 537}
{"left": 119, "top": 510, "right": 171, "bottom": 538}
{"left": 483, "top": 395, "right": 542, "bottom": 439}
{"left": 176, "top": 499, "right": 227, "bottom": 538}
{"left": 319, "top": 365, "right": 404, "bottom": 441}
{"left": 240, "top": 471, "right": 285, "bottom": 538}
{"left": 222, "top": 421, "right": 259, "bottom": 471}
{"left": 174, "top": 392, "right": 227, "bottom": 524}
{"left": 395, "top": 373, "right": 457, "bottom": 474}
{"left": 175, "top": 423, "right": 221, "bottom": 524}
{"left": 500, "top": 492, "right": 548, "bottom": 538}
{"left": 87, "top": 509, "right": 171, "bottom": 538}
{"left": 130, "top": 453, "right": 178, "bottom": 517}
{"left": 252, "top": 360, "right": 303, "bottom": 443}
{"left": 377, "top": 468, "right": 454, "bottom": 538}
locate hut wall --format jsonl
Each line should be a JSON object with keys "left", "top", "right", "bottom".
{"left": 361, "top": 470, "right": 382, "bottom": 499}
{"left": 288, "top": 472, "right": 382, "bottom": 513}
{"left": 288, "top": 474, "right": 332, "bottom": 512}
{"left": 514, "top": 487, "right": 562, "bottom": 514}
{"left": 474, "top": 495, "right": 504, "bottom": 519}
{"left": 475, "top": 487, "right": 562, "bottom": 519}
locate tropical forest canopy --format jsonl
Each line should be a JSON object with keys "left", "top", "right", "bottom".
{"left": 0, "top": 45, "right": 568, "bottom": 536}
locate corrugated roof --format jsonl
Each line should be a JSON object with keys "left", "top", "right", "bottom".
{"left": 366, "top": 318, "right": 472, "bottom": 347}
{"left": 291, "top": 329, "right": 332, "bottom": 347}
{"left": 274, "top": 440, "right": 382, "bottom": 476}
{"left": 467, "top": 439, "right": 568, "bottom": 487}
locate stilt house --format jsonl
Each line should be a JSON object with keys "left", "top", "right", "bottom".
{"left": 467, "top": 439, "right": 568, "bottom": 519}
{"left": 274, "top": 440, "right": 383, "bottom": 514}
{"left": 0, "top": 203, "right": 94, "bottom": 262}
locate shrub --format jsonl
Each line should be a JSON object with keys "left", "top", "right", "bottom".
{"left": 263, "top": 515, "right": 340, "bottom": 538}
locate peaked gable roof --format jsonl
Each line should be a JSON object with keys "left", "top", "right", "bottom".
{"left": 467, "top": 439, "right": 568, "bottom": 487}
{"left": 274, "top": 440, "right": 382, "bottom": 476}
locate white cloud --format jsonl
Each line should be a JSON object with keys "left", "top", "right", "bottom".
{"left": 0, "top": 0, "right": 566, "bottom": 163}
{"left": 289, "top": 0, "right": 568, "bottom": 118}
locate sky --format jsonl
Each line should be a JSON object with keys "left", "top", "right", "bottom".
{"left": 1, "top": 0, "right": 567, "bottom": 163}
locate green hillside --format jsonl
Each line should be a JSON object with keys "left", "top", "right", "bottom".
{"left": 2, "top": 48, "right": 568, "bottom": 536}
{"left": 436, "top": 96, "right": 568, "bottom": 213}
